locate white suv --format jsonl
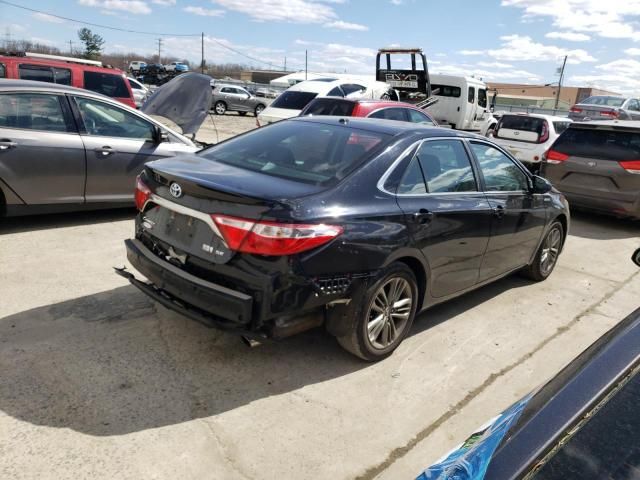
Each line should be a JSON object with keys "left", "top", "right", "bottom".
{"left": 128, "top": 61, "right": 146, "bottom": 73}
{"left": 492, "top": 113, "right": 572, "bottom": 170}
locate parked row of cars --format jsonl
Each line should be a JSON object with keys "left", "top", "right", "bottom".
{"left": 129, "top": 61, "right": 189, "bottom": 74}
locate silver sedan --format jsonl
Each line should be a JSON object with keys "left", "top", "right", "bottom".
{"left": 211, "top": 84, "right": 267, "bottom": 116}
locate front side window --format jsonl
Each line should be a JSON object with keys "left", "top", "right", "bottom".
{"left": 470, "top": 142, "right": 528, "bottom": 192}
{"left": 341, "top": 84, "right": 366, "bottom": 96}
{"left": 468, "top": 87, "right": 476, "bottom": 104}
{"left": 478, "top": 89, "right": 487, "bottom": 108}
{"left": 627, "top": 99, "right": 640, "bottom": 111}
{"left": 0, "top": 93, "right": 72, "bottom": 132}
{"left": 416, "top": 140, "right": 477, "bottom": 193}
{"left": 431, "top": 84, "right": 461, "bottom": 98}
{"left": 407, "top": 109, "right": 434, "bottom": 125}
{"left": 368, "top": 108, "right": 408, "bottom": 122}
{"left": 83, "top": 71, "right": 129, "bottom": 98}
{"left": 75, "top": 97, "right": 154, "bottom": 139}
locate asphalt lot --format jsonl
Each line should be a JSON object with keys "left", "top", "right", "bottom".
{"left": 1, "top": 116, "right": 639, "bottom": 479}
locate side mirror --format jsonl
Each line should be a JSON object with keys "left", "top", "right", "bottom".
{"left": 153, "top": 126, "right": 169, "bottom": 144}
{"left": 531, "top": 175, "right": 552, "bottom": 194}
{"left": 633, "top": 248, "right": 640, "bottom": 267}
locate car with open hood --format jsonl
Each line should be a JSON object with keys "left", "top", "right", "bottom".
{"left": 0, "top": 74, "right": 212, "bottom": 216}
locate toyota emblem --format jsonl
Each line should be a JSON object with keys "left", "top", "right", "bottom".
{"left": 169, "top": 182, "right": 183, "bottom": 198}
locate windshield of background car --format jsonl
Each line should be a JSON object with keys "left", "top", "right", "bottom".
{"left": 581, "top": 96, "right": 626, "bottom": 107}
{"left": 498, "top": 115, "right": 545, "bottom": 134}
{"left": 199, "top": 120, "right": 391, "bottom": 186}
{"left": 301, "top": 98, "right": 356, "bottom": 116}
{"left": 553, "top": 127, "right": 640, "bottom": 161}
{"left": 527, "top": 366, "right": 639, "bottom": 479}
{"left": 271, "top": 91, "right": 318, "bottom": 110}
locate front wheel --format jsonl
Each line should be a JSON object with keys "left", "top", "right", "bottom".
{"left": 254, "top": 104, "right": 265, "bottom": 116}
{"left": 337, "top": 263, "right": 418, "bottom": 361}
{"left": 214, "top": 101, "right": 227, "bottom": 115}
{"left": 522, "top": 221, "right": 564, "bottom": 281}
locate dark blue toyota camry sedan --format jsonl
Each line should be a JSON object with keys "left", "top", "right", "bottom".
{"left": 117, "top": 116, "right": 570, "bottom": 361}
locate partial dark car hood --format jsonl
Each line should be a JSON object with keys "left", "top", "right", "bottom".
{"left": 141, "top": 73, "right": 212, "bottom": 136}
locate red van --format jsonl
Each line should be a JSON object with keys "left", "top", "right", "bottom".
{"left": 0, "top": 52, "right": 136, "bottom": 108}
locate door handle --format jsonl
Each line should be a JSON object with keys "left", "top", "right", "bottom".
{"left": 94, "top": 146, "right": 115, "bottom": 156}
{"left": 492, "top": 205, "right": 505, "bottom": 218}
{"left": 412, "top": 209, "right": 434, "bottom": 224}
{"left": 0, "top": 139, "right": 17, "bottom": 150}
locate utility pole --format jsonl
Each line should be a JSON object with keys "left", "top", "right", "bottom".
{"left": 284, "top": 56, "right": 286, "bottom": 72}
{"left": 554, "top": 55, "right": 568, "bottom": 110}
{"left": 201, "top": 32, "right": 204, "bottom": 73}
{"left": 305, "top": 50, "right": 307, "bottom": 80}
{"left": 69, "top": 40, "right": 73, "bottom": 55}
{"left": 157, "top": 38, "right": 162, "bottom": 64}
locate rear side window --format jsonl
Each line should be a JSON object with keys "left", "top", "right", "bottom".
{"left": 18, "top": 64, "right": 71, "bottom": 85}
{"left": 468, "top": 87, "right": 475, "bottom": 104}
{"left": 369, "top": 108, "right": 408, "bottom": 122}
{"left": 0, "top": 64, "right": 5, "bottom": 78}
{"left": 431, "top": 84, "right": 461, "bottom": 98}
{"left": 83, "top": 71, "right": 129, "bottom": 98}
{"left": 200, "top": 121, "right": 390, "bottom": 186}
{"left": 478, "top": 89, "right": 487, "bottom": 108}
{"left": 397, "top": 158, "right": 427, "bottom": 194}
{"left": 301, "top": 99, "right": 355, "bottom": 117}
{"left": 271, "top": 91, "right": 318, "bottom": 110}
{"left": 0, "top": 93, "right": 72, "bottom": 132}
{"left": 407, "top": 109, "right": 435, "bottom": 125}
{"left": 553, "top": 127, "right": 640, "bottom": 161}
{"left": 416, "top": 140, "right": 476, "bottom": 193}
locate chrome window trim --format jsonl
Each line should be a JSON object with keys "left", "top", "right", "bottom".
{"left": 376, "top": 136, "right": 479, "bottom": 197}
{"left": 142, "top": 193, "right": 228, "bottom": 247}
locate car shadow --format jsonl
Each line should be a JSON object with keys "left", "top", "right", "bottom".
{"left": 0, "top": 272, "right": 532, "bottom": 437}
{"left": 0, "top": 208, "right": 135, "bottom": 234}
{"left": 568, "top": 209, "right": 640, "bottom": 240}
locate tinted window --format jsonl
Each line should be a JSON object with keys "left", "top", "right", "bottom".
{"left": 271, "top": 91, "right": 319, "bottom": 110}
{"left": 301, "top": 98, "right": 355, "bottom": 117}
{"left": 200, "top": 121, "right": 390, "bottom": 186}
{"left": 470, "top": 142, "right": 528, "bottom": 191}
{"left": 327, "top": 87, "right": 344, "bottom": 97}
{"left": 627, "top": 99, "right": 640, "bottom": 111}
{"left": 417, "top": 140, "right": 476, "bottom": 193}
{"left": 529, "top": 370, "right": 639, "bottom": 480}
{"left": 369, "top": 108, "right": 408, "bottom": 122}
{"left": 553, "top": 121, "right": 570, "bottom": 135}
{"left": 478, "top": 89, "right": 487, "bottom": 108}
{"left": 468, "top": 87, "right": 475, "bottom": 104}
{"left": 407, "top": 109, "right": 434, "bottom": 125}
{"left": 83, "top": 71, "right": 129, "bottom": 98}
{"left": 0, "top": 63, "right": 4, "bottom": 78}
{"left": 553, "top": 127, "right": 640, "bottom": 161}
{"left": 220, "top": 87, "right": 231, "bottom": 93}
{"left": 498, "top": 115, "right": 545, "bottom": 134}
{"left": 431, "top": 84, "right": 461, "bottom": 98}
{"left": 18, "top": 64, "right": 53, "bottom": 83}
{"left": 341, "top": 84, "right": 365, "bottom": 96}
{"left": 76, "top": 97, "right": 154, "bottom": 139}
{"left": 581, "top": 96, "right": 626, "bottom": 107}
{"left": 0, "top": 93, "right": 71, "bottom": 132}
{"left": 397, "top": 158, "right": 427, "bottom": 194}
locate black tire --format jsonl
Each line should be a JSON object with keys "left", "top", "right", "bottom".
{"left": 214, "top": 101, "right": 227, "bottom": 115}
{"left": 254, "top": 104, "right": 265, "bottom": 116}
{"left": 337, "top": 262, "right": 419, "bottom": 361}
{"left": 522, "top": 221, "right": 564, "bottom": 281}
{"left": 238, "top": 111, "right": 247, "bottom": 116}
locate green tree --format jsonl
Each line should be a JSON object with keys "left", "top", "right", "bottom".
{"left": 77, "top": 28, "right": 105, "bottom": 60}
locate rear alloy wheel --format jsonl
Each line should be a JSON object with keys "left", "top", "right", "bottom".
{"left": 337, "top": 263, "right": 418, "bottom": 361}
{"left": 214, "top": 101, "right": 227, "bottom": 115}
{"left": 523, "top": 221, "right": 564, "bottom": 281}
{"left": 254, "top": 104, "right": 265, "bottom": 116}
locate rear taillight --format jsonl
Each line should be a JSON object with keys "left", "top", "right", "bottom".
{"left": 619, "top": 160, "right": 640, "bottom": 174}
{"left": 539, "top": 120, "right": 549, "bottom": 143}
{"left": 569, "top": 106, "right": 582, "bottom": 113}
{"left": 545, "top": 149, "right": 569, "bottom": 164}
{"left": 601, "top": 109, "right": 619, "bottom": 118}
{"left": 134, "top": 174, "right": 151, "bottom": 211}
{"left": 212, "top": 215, "right": 343, "bottom": 256}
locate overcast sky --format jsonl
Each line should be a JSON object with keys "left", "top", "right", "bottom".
{"left": 2, "top": 0, "right": 640, "bottom": 94}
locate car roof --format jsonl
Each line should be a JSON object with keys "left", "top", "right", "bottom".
{"left": 288, "top": 78, "right": 376, "bottom": 94}
{"left": 570, "top": 119, "right": 640, "bottom": 129}
{"left": 0, "top": 78, "right": 102, "bottom": 95}
{"left": 215, "top": 84, "right": 245, "bottom": 89}
{"left": 0, "top": 54, "right": 125, "bottom": 74}
{"left": 291, "top": 115, "right": 477, "bottom": 137}
{"left": 501, "top": 112, "right": 571, "bottom": 122}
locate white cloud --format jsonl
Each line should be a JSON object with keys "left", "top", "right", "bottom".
{"left": 324, "top": 20, "right": 368, "bottom": 31}
{"left": 477, "top": 61, "right": 514, "bottom": 68}
{"left": 431, "top": 62, "right": 543, "bottom": 83}
{"left": 625, "top": 48, "right": 640, "bottom": 56}
{"left": 569, "top": 58, "right": 640, "bottom": 94}
{"left": 152, "top": 0, "right": 175, "bottom": 4}
{"left": 183, "top": 6, "right": 225, "bottom": 16}
{"left": 545, "top": 31, "right": 590, "bottom": 41}
{"left": 32, "top": 12, "right": 65, "bottom": 24}
{"left": 391, "top": 0, "right": 403, "bottom": 4}
{"left": 78, "top": 0, "right": 152, "bottom": 14}
{"left": 503, "top": 0, "right": 640, "bottom": 42}
{"left": 459, "top": 50, "right": 484, "bottom": 56}
{"left": 487, "top": 35, "right": 596, "bottom": 64}
{"left": 212, "top": 0, "right": 335, "bottom": 23}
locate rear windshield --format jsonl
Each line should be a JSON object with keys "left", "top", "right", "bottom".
{"left": 199, "top": 120, "right": 390, "bottom": 186}
{"left": 83, "top": 71, "right": 129, "bottom": 98}
{"left": 553, "top": 127, "right": 640, "bottom": 161}
{"left": 581, "top": 96, "right": 626, "bottom": 107}
{"left": 431, "top": 84, "right": 461, "bottom": 98}
{"left": 301, "top": 98, "right": 355, "bottom": 117}
{"left": 498, "top": 115, "right": 545, "bottom": 133}
{"left": 271, "top": 91, "right": 318, "bottom": 110}
{"left": 553, "top": 121, "right": 571, "bottom": 135}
